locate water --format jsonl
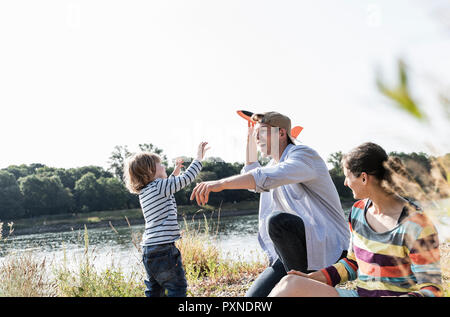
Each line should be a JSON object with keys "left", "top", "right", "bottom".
{"left": 0, "top": 214, "right": 264, "bottom": 274}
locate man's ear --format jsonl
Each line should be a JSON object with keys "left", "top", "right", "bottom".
{"left": 279, "top": 128, "right": 288, "bottom": 141}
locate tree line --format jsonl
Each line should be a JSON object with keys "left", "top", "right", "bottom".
{"left": 0, "top": 144, "right": 448, "bottom": 221}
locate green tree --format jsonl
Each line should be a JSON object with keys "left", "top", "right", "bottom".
{"left": 108, "top": 144, "right": 168, "bottom": 183}
{"left": 19, "top": 175, "right": 74, "bottom": 217}
{"left": 327, "top": 151, "right": 344, "bottom": 176}
{"left": 327, "top": 152, "right": 352, "bottom": 202}
{"left": 138, "top": 143, "right": 168, "bottom": 166}
{"left": 0, "top": 171, "right": 25, "bottom": 219}
{"left": 97, "top": 177, "right": 129, "bottom": 211}
{"left": 3, "top": 163, "right": 46, "bottom": 180}
{"left": 74, "top": 172, "right": 103, "bottom": 212}
{"left": 108, "top": 145, "right": 132, "bottom": 182}
{"left": 35, "top": 167, "right": 77, "bottom": 190}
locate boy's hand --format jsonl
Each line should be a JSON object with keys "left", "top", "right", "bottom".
{"left": 171, "top": 158, "right": 184, "bottom": 176}
{"left": 196, "top": 142, "right": 210, "bottom": 161}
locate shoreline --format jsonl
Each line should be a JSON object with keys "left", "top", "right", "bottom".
{"left": 7, "top": 209, "right": 259, "bottom": 237}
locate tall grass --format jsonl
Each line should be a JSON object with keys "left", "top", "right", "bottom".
{"left": 0, "top": 251, "right": 57, "bottom": 297}
{"left": 177, "top": 216, "right": 267, "bottom": 296}
{"left": 54, "top": 225, "right": 145, "bottom": 297}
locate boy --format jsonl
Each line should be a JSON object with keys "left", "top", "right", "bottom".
{"left": 124, "top": 142, "right": 209, "bottom": 297}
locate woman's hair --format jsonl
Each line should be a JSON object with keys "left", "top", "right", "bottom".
{"left": 124, "top": 152, "right": 161, "bottom": 194}
{"left": 342, "top": 142, "right": 423, "bottom": 199}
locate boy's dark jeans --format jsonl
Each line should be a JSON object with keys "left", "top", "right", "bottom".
{"left": 245, "top": 211, "right": 346, "bottom": 297}
{"left": 142, "top": 243, "right": 187, "bottom": 297}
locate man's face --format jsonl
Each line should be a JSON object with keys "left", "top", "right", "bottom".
{"left": 254, "top": 123, "right": 279, "bottom": 158}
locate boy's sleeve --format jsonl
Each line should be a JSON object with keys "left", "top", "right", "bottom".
{"left": 157, "top": 160, "right": 202, "bottom": 197}
{"left": 249, "top": 148, "right": 317, "bottom": 193}
{"left": 406, "top": 217, "right": 443, "bottom": 297}
{"left": 321, "top": 210, "right": 359, "bottom": 286}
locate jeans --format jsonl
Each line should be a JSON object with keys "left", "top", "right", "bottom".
{"left": 142, "top": 243, "right": 187, "bottom": 297}
{"left": 246, "top": 211, "right": 346, "bottom": 297}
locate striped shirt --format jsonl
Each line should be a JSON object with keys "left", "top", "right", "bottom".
{"left": 138, "top": 160, "right": 202, "bottom": 246}
{"left": 321, "top": 198, "right": 443, "bottom": 297}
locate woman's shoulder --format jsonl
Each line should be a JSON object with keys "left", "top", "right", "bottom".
{"left": 402, "top": 208, "right": 435, "bottom": 230}
{"left": 347, "top": 199, "right": 369, "bottom": 222}
{"left": 351, "top": 199, "right": 369, "bottom": 214}
{"left": 352, "top": 199, "right": 367, "bottom": 210}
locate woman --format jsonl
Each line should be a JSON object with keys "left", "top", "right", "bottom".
{"left": 268, "top": 142, "right": 443, "bottom": 297}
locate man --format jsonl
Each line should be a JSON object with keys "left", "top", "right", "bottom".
{"left": 190, "top": 111, "right": 349, "bottom": 296}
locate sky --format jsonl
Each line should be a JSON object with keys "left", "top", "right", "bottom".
{"left": 0, "top": 0, "right": 449, "bottom": 170}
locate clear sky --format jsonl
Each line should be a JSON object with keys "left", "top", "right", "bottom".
{"left": 0, "top": 0, "right": 449, "bottom": 170}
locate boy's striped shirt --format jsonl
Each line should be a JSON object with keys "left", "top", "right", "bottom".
{"left": 321, "top": 198, "right": 443, "bottom": 297}
{"left": 138, "top": 160, "right": 202, "bottom": 246}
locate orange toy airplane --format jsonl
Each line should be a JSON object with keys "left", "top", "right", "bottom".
{"left": 236, "top": 110, "right": 303, "bottom": 139}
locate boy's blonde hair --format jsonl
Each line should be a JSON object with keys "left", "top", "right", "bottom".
{"left": 124, "top": 152, "right": 161, "bottom": 194}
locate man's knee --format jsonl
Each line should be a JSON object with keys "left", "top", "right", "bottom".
{"left": 267, "top": 212, "right": 302, "bottom": 238}
{"left": 267, "top": 211, "right": 287, "bottom": 232}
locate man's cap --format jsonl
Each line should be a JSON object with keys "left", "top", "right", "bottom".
{"left": 251, "top": 111, "right": 298, "bottom": 144}
{"left": 236, "top": 110, "right": 303, "bottom": 143}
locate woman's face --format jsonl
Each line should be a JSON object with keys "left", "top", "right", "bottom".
{"left": 343, "top": 166, "right": 367, "bottom": 200}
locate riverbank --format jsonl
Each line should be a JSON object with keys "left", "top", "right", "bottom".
{"left": 4, "top": 201, "right": 261, "bottom": 237}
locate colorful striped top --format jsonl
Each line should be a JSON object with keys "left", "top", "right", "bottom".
{"left": 321, "top": 199, "right": 443, "bottom": 297}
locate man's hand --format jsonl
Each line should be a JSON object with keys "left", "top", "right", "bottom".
{"left": 190, "top": 174, "right": 256, "bottom": 206}
{"left": 190, "top": 180, "right": 224, "bottom": 206}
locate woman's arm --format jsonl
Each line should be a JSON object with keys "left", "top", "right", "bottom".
{"left": 406, "top": 218, "right": 443, "bottom": 297}
{"left": 289, "top": 210, "right": 358, "bottom": 287}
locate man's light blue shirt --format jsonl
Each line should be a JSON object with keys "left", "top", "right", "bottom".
{"left": 241, "top": 143, "right": 350, "bottom": 270}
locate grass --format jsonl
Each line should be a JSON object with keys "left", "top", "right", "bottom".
{"left": 177, "top": 217, "right": 267, "bottom": 297}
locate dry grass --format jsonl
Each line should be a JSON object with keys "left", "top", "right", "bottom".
{"left": 177, "top": 217, "right": 267, "bottom": 296}
{"left": 0, "top": 251, "right": 58, "bottom": 297}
